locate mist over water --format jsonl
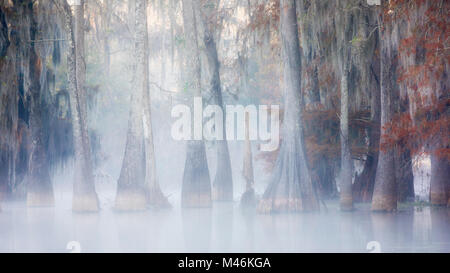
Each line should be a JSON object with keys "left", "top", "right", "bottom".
{"left": 1, "top": 195, "right": 449, "bottom": 253}
{"left": 1, "top": 0, "right": 449, "bottom": 255}
{"left": 1, "top": 88, "right": 447, "bottom": 253}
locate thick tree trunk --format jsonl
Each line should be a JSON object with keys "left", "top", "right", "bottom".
{"left": 372, "top": 3, "right": 397, "bottom": 211}
{"left": 199, "top": 3, "right": 233, "bottom": 201}
{"left": 180, "top": 0, "right": 212, "bottom": 208}
{"left": 114, "top": 0, "right": 148, "bottom": 211}
{"left": 430, "top": 149, "right": 449, "bottom": 206}
{"left": 27, "top": 1, "right": 54, "bottom": 207}
{"left": 258, "top": 0, "right": 319, "bottom": 213}
{"left": 65, "top": 1, "right": 99, "bottom": 212}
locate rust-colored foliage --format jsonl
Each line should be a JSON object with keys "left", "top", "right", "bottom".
{"left": 381, "top": 0, "right": 449, "bottom": 161}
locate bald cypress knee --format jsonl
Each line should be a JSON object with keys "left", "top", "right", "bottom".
{"left": 258, "top": 0, "right": 319, "bottom": 213}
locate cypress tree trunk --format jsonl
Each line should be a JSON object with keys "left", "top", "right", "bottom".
{"left": 395, "top": 148, "right": 415, "bottom": 203}
{"left": 372, "top": 1, "right": 397, "bottom": 211}
{"left": 103, "top": 0, "right": 111, "bottom": 77}
{"left": 142, "top": 58, "right": 170, "bottom": 208}
{"left": 393, "top": 74, "right": 414, "bottom": 203}
{"left": 27, "top": 1, "right": 54, "bottom": 207}
{"left": 335, "top": 0, "right": 354, "bottom": 211}
{"left": 353, "top": 62, "right": 381, "bottom": 203}
{"left": 258, "top": 0, "right": 319, "bottom": 213}
{"left": 339, "top": 64, "right": 353, "bottom": 211}
{"left": 114, "top": 0, "right": 148, "bottom": 211}
{"left": 199, "top": 0, "right": 233, "bottom": 202}
{"left": 65, "top": 0, "right": 100, "bottom": 212}
{"left": 240, "top": 113, "right": 255, "bottom": 207}
{"left": 180, "top": 0, "right": 212, "bottom": 208}
{"left": 430, "top": 145, "right": 449, "bottom": 206}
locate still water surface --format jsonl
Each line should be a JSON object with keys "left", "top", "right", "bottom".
{"left": 0, "top": 199, "right": 449, "bottom": 253}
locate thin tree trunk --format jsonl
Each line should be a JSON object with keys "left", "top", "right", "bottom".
{"left": 63, "top": 1, "right": 99, "bottom": 212}
{"left": 114, "top": 0, "right": 148, "bottom": 211}
{"left": 258, "top": 0, "right": 319, "bottom": 213}
{"left": 353, "top": 62, "right": 381, "bottom": 203}
{"left": 240, "top": 112, "right": 255, "bottom": 207}
{"left": 27, "top": 1, "right": 54, "bottom": 207}
{"left": 339, "top": 64, "right": 353, "bottom": 211}
{"left": 372, "top": 2, "right": 397, "bottom": 211}
{"left": 396, "top": 148, "right": 414, "bottom": 203}
{"left": 74, "top": 0, "right": 99, "bottom": 211}
{"left": 142, "top": 54, "right": 170, "bottom": 208}
{"left": 103, "top": 0, "right": 111, "bottom": 77}
{"left": 180, "top": 0, "right": 212, "bottom": 208}
{"left": 335, "top": 0, "right": 354, "bottom": 211}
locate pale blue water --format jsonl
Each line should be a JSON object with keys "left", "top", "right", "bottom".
{"left": 0, "top": 198, "right": 449, "bottom": 253}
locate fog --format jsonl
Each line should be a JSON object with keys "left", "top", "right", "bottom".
{"left": 1, "top": 198, "right": 449, "bottom": 253}
{"left": 1, "top": 0, "right": 449, "bottom": 254}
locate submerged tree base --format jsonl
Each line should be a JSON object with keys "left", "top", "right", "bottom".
{"left": 115, "top": 189, "right": 147, "bottom": 211}
{"left": 26, "top": 191, "right": 54, "bottom": 207}
{"left": 182, "top": 192, "right": 212, "bottom": 208}
{"left": 72, "top": 193, "right": 99, "bottom": 212}
{"left": 147, "top": 188, "right": 171, "bottom": 209}
{"left": 371, "top": 196, "right": 397, "bottom": 212}
{"left": 212, "top": 186, "right": 233, "bottom": 202}
{"left": 257, "top": 198, "right": 305, "bottom": 214}
{"left": 240, "top": 189, "right": 256, "bottom": 208}
{"left": 340, "top": 195, "right": 354, "bottom": 212}
{"left": 431, "top": 192, "right": 448, "bottom": 207}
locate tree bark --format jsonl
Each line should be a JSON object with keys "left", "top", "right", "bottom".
{"left": 180, "top": 0, "right": 212, "bottom": 208}
{"left": 142, "top": 52, "right": 170, "bottom": 208}
{"left": 372, "top": 2, "right": 397, "bottom": 211}
{"left": 353, "top": 62, "right": 381, "bottom": 203}
{"left": 395, "top": 148, "right": 414, "bottom": 203}
{"left": 26, "top": 1, "right": 54, "bottom": 207}
{"left": 258, "top": 0, "right": 319, "bottom": 213}
{"left": 103, "top": 0, "right": 111, "bottom": 77}
{"left": 198, "top": 0, "right": 234, "bottom": 202}
{"left": 64, "top": 1, "right": 99, "bottom": 212}
{"left": 114, "top": 0, "right": 148, "bottom": 211}
{"left": 339, "top": 65, "right": 353, "bottom": 211}
{"left": 335, "top": 0, "right": 354, "bottom": 211}
{"left": 430, "top": 148, "right": 449, "bottom": 206}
